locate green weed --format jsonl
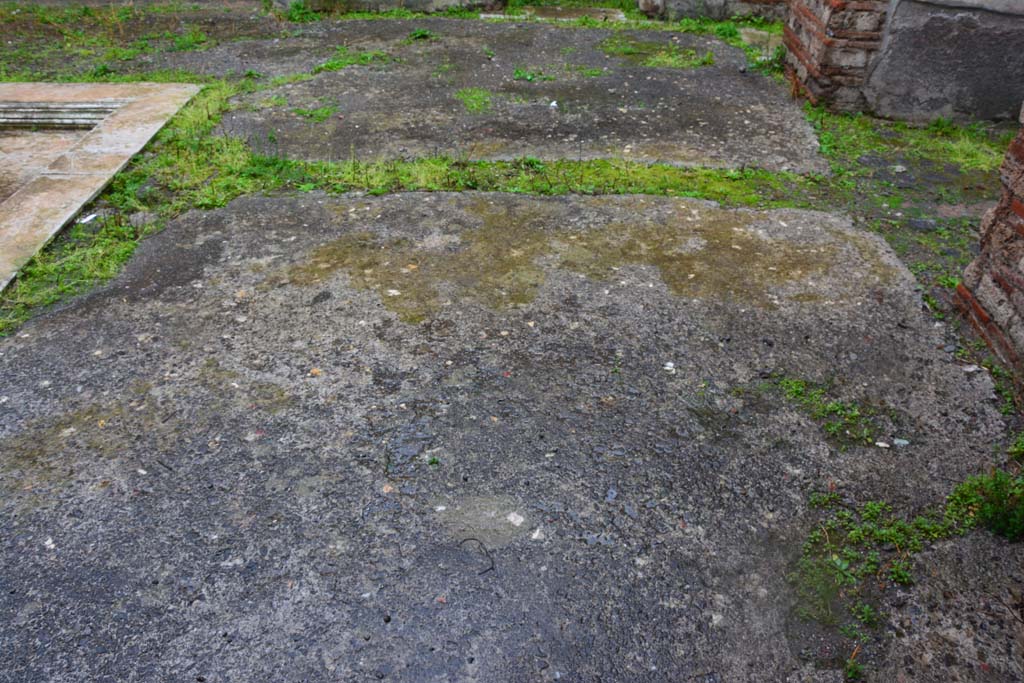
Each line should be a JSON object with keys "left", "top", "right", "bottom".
{"left": 171, "top": 28, "right": 207, "bottom": 52}
{"left": 643, "top": 46, "right": 714, "bottom": 69}
{"left": 293, "top": 105, "right": 338, "bottom": 122}
{"left": 454, "top": 87, "right": 493, "bottom": 113}
{"left": 949, "top": 470, "right": 1024, "bottom": 541}
{"left": 284, "top": 1, "right": 319, "bottom": 23}
{"left": 313, "top": 46, "right": 391, "bottom": 73}
{"left": 513, "top": 67, "right": 556, "bottom": 82}
{"left": 777, "top": 378, "right": 878, "bottom": 447}
{"left": 405, "top": 28, "right": 436, "bottom": 41}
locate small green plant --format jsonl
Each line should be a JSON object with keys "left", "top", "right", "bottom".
{"left": 405, "top": 28, "right": 436, "bottom": 42}
{"left": 777, "top": 378, "right": 878, "bottom": 446}
{"left": 1009, "top": 433, "right": 1024, "bottom": 462}
{"left": 753, "top": 44, "right": 787, "bottom": 76}
{"left": 887, "top": 558, "right": 913, "bottom": 585}
{"left": 313, "top": 46, "right": 390, "bottom": 74}
{"left": 843, "top": 655, "right": 864, "bottom": 682}
{"left": 293, "top": 105, "right": 338, "bottom": 123}
{"left": 566, "top": 63, "right": 604, "bottom": 77}
{"left": 432, "top": 60, "right": 456, "bottom": 79}
{"left": 261, "top": 94, "right": 287, "bottom": 108}
{"left": 171, "top": 28, "right": 207, "bottom": 52}
{"left": 949, "top": 470, "right": 1024, "bottom": 541}
{"left": 284, "top": 1, "right": 319, "bottom": 22}
{"left": 454, "top": 87, "right": 493, "bottom": 113}
{"left": 513, "top": 67, "right": 555, "bottom": 82}
{"left": 643, "top": 46, "right": 714, "bottom": 69}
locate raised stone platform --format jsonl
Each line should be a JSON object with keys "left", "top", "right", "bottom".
{"left": 187, "top": 19, "right": 826, "bottom": 172}
{"left": 0, "top": 192, "right": 1010, "bottom": 681}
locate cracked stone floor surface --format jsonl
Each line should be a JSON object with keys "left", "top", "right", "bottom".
{"left": 1, "top": 6, "right": 1022, "bottom": 683}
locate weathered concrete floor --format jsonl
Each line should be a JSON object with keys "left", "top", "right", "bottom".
{"left": 168, "top": 18, "right": 827, "bottom": 172}
{"left": 1, "top": 192, "right": 1019, "bottom": 681}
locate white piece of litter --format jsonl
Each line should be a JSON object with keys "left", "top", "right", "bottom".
{"left": 507, "top": 512, "right": 525, "bottom": 527}
{"left": 875, "top": 441, "right": 891, "bottom": 449}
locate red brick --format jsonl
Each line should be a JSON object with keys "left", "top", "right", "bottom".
{"left": 1012, "top": 197, "right": 1024, "bottom": 221}
{"left": 956, "top": 283, "right": 991, "bottom": 326}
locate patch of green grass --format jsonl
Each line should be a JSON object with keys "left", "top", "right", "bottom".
{"left": 432, "top": 60, "right": 455, "bottom": 78}
{"left": 777, "top": 378, "right": 879, "bottom": 447}
{"left": 293, "top": 105, "right": 338, "bottom": 122}
{"left": 269, "top": 72, "right": 314, "bottom": 87}
{"left": 643, "top": 46, "right": 714, "bottom": 69}
{"left": 512, "top": 67, "right": 556, "bottom": 82}
{"left": 283, "top": 0, "right": 320, "bottom": 23}
{"left": 791, "top": 472, "right": 1020, "bottom": 678}
{"left": 405, "top": 28, "right": 436, "bottom": 42}
{"left": 599, "top": 34, "right": 656, "bottom": 59}
{"left": 260, "top": 94, "right": 288, "bottom": 108}
{"left": 982, "top": 358, "right": 1019, "bottom": 416}
{"left": 454, "top": 87, "right": 493, "bottom": 113}
{"left": 599, "top": 36, "right": 715, "bottom": 69}
{"left": 792, "top": 495, "right": 956, "bottom": 620}
{"left": 806, "top": 104, "right": 1011, "bottom": 173}
{"left": 1008, "top": 433, "right": 1024, "bottom": 462}
{"left": 507, "top": 0, "right": 637, "bottom": 11}
{"left": 565, "top": 63, "right": 604, "bottom": 77}
{"left": 171, "top": 27, "right": 207, "bottom": 52}
{"left": 313, "top": 45, "right": 391, "bottom": 74}
{"left": 949, "top": 470, "right": 1024, "bottom": 541}
{"left": 0, "top": 217, "right": 153, "bottom": 335}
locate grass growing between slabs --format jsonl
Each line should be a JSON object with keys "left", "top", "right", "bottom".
{"left": 0, "top": 64, "right": 1015, "bottom": 336}
{"left": 807, "top": 106, "right": 1014, "bottom": 174}
{"left": 793, "top": 472, "right": 1023, "bottom": 679}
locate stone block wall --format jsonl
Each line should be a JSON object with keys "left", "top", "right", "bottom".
{"left": 863, "top": 1, "right": 1024, "bottom": 122}
{"left": 785, "top": 0, "right": 1024, "bottom": 119}
{"left": 957, "top": 112, "right": 1024, "bottom": 369}
{"left": 640, "top": 0, "right": 787, "bottom": 20}
{"left": 783, "top": 0, "right": 888, "bottom": 111}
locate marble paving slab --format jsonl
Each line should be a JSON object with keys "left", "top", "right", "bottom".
{"left": 0, "top": 82, "right": 200, "bottom": 292}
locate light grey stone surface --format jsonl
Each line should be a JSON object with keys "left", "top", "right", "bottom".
{"left": 864, "top": 0, "right": 1024, "bottom": 122}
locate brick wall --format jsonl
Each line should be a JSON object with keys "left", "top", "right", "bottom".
{"left": 957, "top": 114, "right": 1024, "bottom": 369}
{"left": 783, "top": 0, "right": 888, "bottom": 111}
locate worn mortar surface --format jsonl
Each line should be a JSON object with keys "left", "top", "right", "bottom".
{"left": 1, "top": 192, "right": 1019, "bottom": 681}
{"left": 166, "top": 18, "right": 826, "bottom": 172}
